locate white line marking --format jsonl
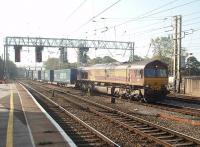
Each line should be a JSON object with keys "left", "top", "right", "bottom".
{"left": 19, "top": 83, "right": 77, "bottom": 147}
{"left": 17, "top": 87, "right": 36, "bottom": 147}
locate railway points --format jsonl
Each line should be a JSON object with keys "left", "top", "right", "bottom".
{"left": 0, "top": 83, "right": 76, "bottom": 147}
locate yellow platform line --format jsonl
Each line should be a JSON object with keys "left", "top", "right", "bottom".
{"left": 6, "top": 86, "right": 14, "bottom": 147}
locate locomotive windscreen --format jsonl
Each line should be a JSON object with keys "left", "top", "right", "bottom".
{"left": 144, "top": 69, "right": 167, "bottom": 77}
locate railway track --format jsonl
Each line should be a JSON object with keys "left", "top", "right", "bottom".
{"left": 154, "top": 101, "right": 200, "bottom": 117}
{"left": 27, "top": 80, "right": 200, "bottom": 117}
{"left": 21, "top": 83, "right": 119, "bottom": 147}
{"left": 24, "top": 81, "right": 200, "bottom": 147}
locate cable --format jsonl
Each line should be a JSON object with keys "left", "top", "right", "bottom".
{"left": 129, "top": 25, "right": 172, "bottom": 36}
{"left": 138, "top": 0, "right": 200, "bottom": 19}
{"left": 104, "top": 0, "right": 200, "bottom": 32}
{"left": 65, "top": 0, "right": 88, "bottom": 22}
{"left": 120, "top": 0, "right": 180, "bottom": 24}
{"left": 71, "top": 0, "right": 122, "bottom": 34}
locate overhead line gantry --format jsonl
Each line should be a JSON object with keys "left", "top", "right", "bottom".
{"left": 3, "top": 36, "right": 134, "bottom": 78}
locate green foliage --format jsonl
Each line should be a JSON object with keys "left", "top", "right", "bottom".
{"left": 0, "top": 59, "right": 18, "bottom": 79}
{"left": 0, "top": 57, "right": 3, "bottom": 78}
{"left": 151, "top": 36, "right": 173, "bottom": 59}
{"left": 88, "top": 56, "right": 117, "bottom": 65}
{"left": 129, "top": 55, "right": 144, "bottom": 62}
{"left": 183, "top": 56, "right": 200, "bottom": 76}
{"left": 44, "top": 58, "right": 60, "bottom": 69}
{"left": 44, "top": 58, "right": 77, "bottom": 69}
{"left": 7, "top": 60, "right": 17, "bottom": 79}
{"left": 151, "top": 36, "right": 173, "bottom": 74}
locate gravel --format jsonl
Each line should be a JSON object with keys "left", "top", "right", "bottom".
{"left": 28, "top": 81, "right": 200, "bottom": 141}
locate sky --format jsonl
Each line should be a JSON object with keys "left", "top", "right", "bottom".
{"left": 0, "top": 0, "right": 200, "bottom": 68}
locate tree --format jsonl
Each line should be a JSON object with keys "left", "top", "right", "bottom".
{"left": 88, "top": 56, "right": 117, "bottom": 65}
{"left": 44, "top": 58, "right": 77, "bottom": 69}
{"left": 151, "top": 36, "right": 173, "bottom": 74}
{"left": 151, "top": 36, "right": 173, "bottom": 59}
{"left": 7, "top": 60, "right": 17, "bottom": 79}
{"left": 129, "top": 55, "right": 144, "bottom": 62}
{"left": 0, "top": 57, "right": 3, "bottom": 78}
{"left": 183, "top": 56, "right": 200, "bottom": 76}
{"left": 44, "top": 58, "right": 60, "bottom": 69}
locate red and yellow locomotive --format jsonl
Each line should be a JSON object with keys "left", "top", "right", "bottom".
{"left": 76, "top": 60, "right": 168, "bottom": 102}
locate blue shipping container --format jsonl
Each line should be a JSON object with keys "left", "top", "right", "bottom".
{"left": 33, "top": 70, "right": 41, "bottom": 80}
{"left": 44, "top": 70, "right": 54, "bottom": 82}
{"left": 54, "top": 69, "right": 77, "bottom": 84}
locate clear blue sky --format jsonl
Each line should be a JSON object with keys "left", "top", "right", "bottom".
{"left": 0, "top": 0, "right": 200, "bottom": 67}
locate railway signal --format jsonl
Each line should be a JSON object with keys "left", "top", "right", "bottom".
{"left": 14, "top": 45, "right": 22, "bottom": 62}
{"left": 35, "top": 46, "right": 43, "bottom": 62}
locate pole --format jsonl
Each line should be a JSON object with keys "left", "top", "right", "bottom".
{"left": 177, "top": 15, "right": 182, "bottom": 93}
{"left": 173, "top": 16, "right": 178, "bottom": 93}
{"left": 5, "top": 38, "right": 9, "bottom": 79}
{"left": 130, "top": 42, "right": 134, "bottom": 63}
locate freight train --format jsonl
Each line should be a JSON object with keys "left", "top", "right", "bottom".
{"left": 26, "top": 60, "right": 168, "bottom": 102}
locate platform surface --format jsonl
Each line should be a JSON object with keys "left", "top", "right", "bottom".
{"left": 0, "top": 83, "right": 75, "bottom": 147}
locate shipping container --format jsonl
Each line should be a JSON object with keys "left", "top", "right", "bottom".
{"left": 54, "top": 69, "right": 77, "bottom": 84}
{"left": 44, "top": 70, "right": 54, "bottom": 82}
{"left": 41, "top": 70, "right": 45, "bottom": 81}
{"left": 33, "top": 70, "right": 41, "bottom": 80}
{"left": 26, "top": 70, "right": 33, "bottom": 80}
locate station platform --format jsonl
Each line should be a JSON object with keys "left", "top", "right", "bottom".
{"left": 0, "top": 83, "right": 76, "bottom": 147}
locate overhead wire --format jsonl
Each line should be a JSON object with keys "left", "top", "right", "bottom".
{"left": 74, "top": 0, "right": 198, "bottom": 40}
{"left": 103, "top": 0, "right": 200, "bottom": 33}
{"left": 70, "top": 0, "right": 122, "bottom": 34}
{"left": 65, "top": 0, "right": 88, "bottom": 22}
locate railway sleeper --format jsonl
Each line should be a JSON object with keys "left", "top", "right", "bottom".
{"left": 157, "top": 135, "right": 175, "bottom": 139}
{"left": 133, "top": 124, "right": 148, "bottom": 128}
{"left": 164, "top": 138, "right": 183, "bottom": 143}
{"left": 72, "top": 135, "right": 97, "bottom": 139}
{"left": 150, "top": 132, "right": 167, "bottom": 136}
{"left": 140, "top": 127, "right": 155, "bottom": 130}
{"left": 126, "top": 121, "right": 138, "bottom": 125}
{"left": 173, "top": 141, "right": 195, "bottom": 147}
{"left": 83, "top": 138, "right": 102, "bottom": 143}
{"left": 78, "top": 142, "right": 107, "bottom": 147}
{"left": 78, "top": 132, "right": 94, "bottom": 135}
{"left": 122, "top": 118, "right": 135, "bottom": 121}
{"left": 142, "top": 129, "right": 160, "bottom": 133}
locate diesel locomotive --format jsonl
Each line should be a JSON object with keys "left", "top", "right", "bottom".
{"left": 76, "top": 60, "right": 168, "bottom": 102}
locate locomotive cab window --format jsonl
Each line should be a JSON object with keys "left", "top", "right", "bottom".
{"left": 144, "top": 68, "right": 167, "bottom": 77}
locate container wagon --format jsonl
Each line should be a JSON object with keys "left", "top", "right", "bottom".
{"left": 54, "top": 69, "right": 77, "bottom": 85}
